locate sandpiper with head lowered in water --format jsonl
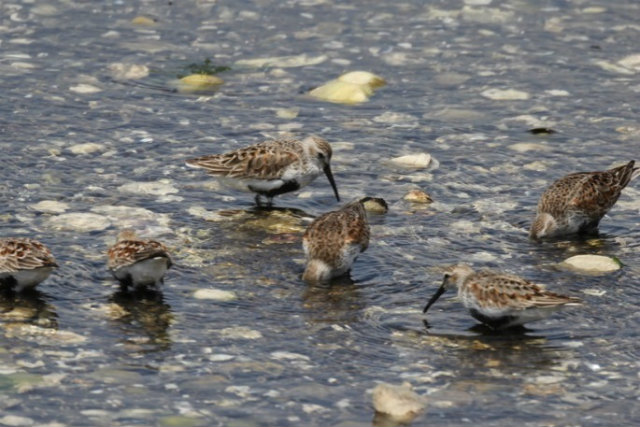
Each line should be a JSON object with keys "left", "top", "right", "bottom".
{"left": 302, "top": 198, "right": 381, "bottom": 284}
{"left": 108, "top": 230, "right": 173, "bottom": 290}
{"left": 0, "top": 237, "right": 58, "bottom": 292}
{"left": 186, "top": 135, "right": 340, "bottom": 206}
{"left": 423, "top": 265, "right": 581, "bottom": 329}
{"left": 530, "top": 161, "right": 639, "bottom": 239}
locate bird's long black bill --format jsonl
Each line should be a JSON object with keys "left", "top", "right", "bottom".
{"left": 423, "top": 283, "right": 447, "bottom": 314}
{"left": 324, "top": 165, "right": 340, "bottom": 201}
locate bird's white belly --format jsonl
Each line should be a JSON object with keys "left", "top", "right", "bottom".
{"left": 114, "top": 257, "right": 169, "bottom": 287}
{"left": 0, "top": 267, "right": 55, "bottom": 292}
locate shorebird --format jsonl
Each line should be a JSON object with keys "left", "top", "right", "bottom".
{"left": 530, "top": 161, "right": 639, "bottom": 239}
{"left": 0, "top": 237, "right": 58, "bottom": 292}
{"left": 186, "top": 135, "right": 340, "bottom": 206}
{"left": 302, "top": 198, "right": 372, "bottom": 284}
{"left": 107, "top": 230, "right": 173, "bottom": 289}
{"left": 423, "top": 265, "right": 582, "bottom": 329}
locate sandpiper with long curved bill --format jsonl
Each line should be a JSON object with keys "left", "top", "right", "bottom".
{"left": 0, "top": 237, "right": 58, "bottom": 292}
{"left": 423, "top": 265, "right": 582, "bottom": 329}
{"left": 186, "top": 135, "right": 340, "bottom": 206}
{"left": 302, "top": 197, "right": 375, "bottom": 284}
{"left": 530, "top": 160, "right": 639, "bottom": 239}
{"left": 108, "top": 230, "right": 173, "bottom": 290}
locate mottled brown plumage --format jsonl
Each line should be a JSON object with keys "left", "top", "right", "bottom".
{"left": 302, "top": 199, "right": 370, "bottom": 283}
{"left": 423, "top": 265, "right": 581, "bottom": 329}
{"left": 185, "top": 136, "right": 339, "bottom": 205}
{"left": 0, "top": 237, "right": 58, "bottom": 291}
{"left": 531, "top": 161, "right": 639, "bottom": 239}
{"left": 108, "top": 230, "right": 172, "bottom": 288}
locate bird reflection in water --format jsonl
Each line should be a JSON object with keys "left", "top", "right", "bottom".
{"left": 0, "top": 288, "right": 58, "bottom": 329}
{"left": 109, "top": 288, "right": 173, "bottom": 352}
{"left": 302, "top": 275, "right": 366, "bottom": 325}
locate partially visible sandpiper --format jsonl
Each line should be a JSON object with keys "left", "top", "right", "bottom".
{"left": 186, "top": 135, "right": 340, "bottom": 206}
{"left": 0, "top": 237, "right": 58, "bottom": 292}
{"left": 530, "top": 160, "right": 639, "bottom": 239}
{"left": 302, "top": 198, "right": 374, "bottom": 284}
{"left": 423, "top": 265, "right": 581, "bottom": 329}
{"left": 107, "top": 230, "right": 173, "bottom": 290}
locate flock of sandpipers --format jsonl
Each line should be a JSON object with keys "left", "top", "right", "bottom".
{"left": 1, "top": 135, "right": 637, "bottom": 330}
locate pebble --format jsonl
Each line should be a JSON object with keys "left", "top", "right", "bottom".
{"left": 174, "top": 74, "right": 224, "bottom": 93}
{"left": 0, "top": 415, "right": 34, "bottom": 426}
{"left": 68, "top": 142, "right": 105, "bottom": 155}
{"left": 108, "top": 63, "right": 149, "bottom": 80}
{"left": 481, "top": 88, "right": 530, "bottom": 100}
{"left": 309, "top": 70, "right": 385, "bottom": 104}
{"left": 118, "top": 181, "right": 179, "bottom": 196}
{"left": 219, "top": 326, "right": 263, "bottom": 340}
{"left": 560, "top": 255, "right": 621, "bottom": 273}
{"left": 29, "top": 200, "right": 69, "bottom": 214}
{"left": 69, "top": 84, "right": 102, "bottom": 94}
{"left": 47, "top": 212, "right": 111, "bottom": 232}
{"left": 235, "top": 54, "right": 327, "bottom": 68}
{"left": 193, "top": 289, "right": 237, "bottom": 301}
{"left": 131, "top": 16, "right": 156, "bottom": 26}
{"left": 389, "top": 153, "right": 432, "bottom": 169}
{"left": 403, "top": 189, "right": 433, "bottom": 203}
{"left": 617, "top": 54, "right": 640, "bottom": 72}
{"left": 371, "top": 382, "right": 426, "bottom": 421}
{"left": 508, "top": 143, "right": 550, "bottom": 153}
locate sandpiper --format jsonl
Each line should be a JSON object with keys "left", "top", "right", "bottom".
{"left": 423, "top": 265, "right": 581, "bottom": 329}
{"left": 107, "top": 230, "right": 173, "bottom": 289}
{"left": 530, "top": 160, "right": 639, "bottom": 239}
{"left": 0, "top": 238, "right": 58, "bottom": 292}
{"left": 302, "top": 198, "right": 372, "bottom": 284}
{"left": 186, "top": 135, "right": 340, "bottom": 206}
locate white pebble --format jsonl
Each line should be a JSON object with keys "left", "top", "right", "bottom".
{"left": 481, "top": 88, "right": 530, "bottom": 100}
{"left": 68, "top": 142, "right": 105, "bottom": 155}
{"left": 560, "top": 255, "right": 621, "bottom": 273}
{"left": 372, "top": 382, "right": 426, "bottom": 421}
{"left": 0, "top": 415, "right": 34, "bottom": 426}
{"left": 29, "top": 200, "right": 69, "bottom": 214}
{"left": 69, "top": 84, "right": 102, "bottom": 94}
{"left": 389, "top": 153, "right": 432, "bottom": 169}
{"left": 193, "top": 288, "right": 237, "bottom": 301}
{"left": 118, "top": 181, "right": 178, "bottom": 196}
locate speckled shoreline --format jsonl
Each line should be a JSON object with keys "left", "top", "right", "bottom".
{"left": 1, "top": 0, "right": 640, "bottom": 426}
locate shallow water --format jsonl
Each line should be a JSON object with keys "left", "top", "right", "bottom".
{"left": 1, "top": 0, "right": 640, "bottom": 425}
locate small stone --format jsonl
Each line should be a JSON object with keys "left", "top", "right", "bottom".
{"left": 309, "top": 70, "right": 385, "bottom": 104}
{"left": 617, "top": 54, "right": 640, "bottom": 72}
{"left": 109, "top": 63, "right": 149, "bottom": 80}
{"left": 593, "top": 60, "right": 636, "bottom": 75}
{"left": 193, "top": 288, "right": 237, "bottom": 301}
{"left": 270, "top": 351, "right": 310, "bottom": 361}
{"left": 508, "top": 143, "right": 550, "bottom": 153}
{"left": 29, "top": 200, "right": 69, "bottom": 214}
{"left": 118, "top": 181, "right": 179, "bottom": 196}
{"left": 219, "top": 326, "right": 263, "bottom": 340}
{"left": 389, "top": 153, "right": 432, "bottom": 169}
{"left": 0, "top": 415, "right": 34, "bottom": 426}
{"left": 234, "top": 54, "right": 327, "bottom": 68}
{"left": 47, "top": 212, "right": 111, "bottom": 232}
{"left": 68, "top": 142, "right": 105, "bottom": 155}
{"left": 131, "top": 16, "right": 156, "bottom": 26}
{"left": 372, "top": 382, "right": 426, "bottom": 422}
{"left": 403, "top": 189, "right": 433, "bottom": 203}
{"left": 276, "top": 108, "right": 299, "bottom": 119}
{"left": 560, "top": 255, "right": 622, "bottom": 273}
{"left": 69, "top": 84, "right": 102, "bottom": 94}
{"left": 582, "top": 289, "right": 606, "bottom": 297}
{"left": 175, "top": 74, "right": 224, "bottom": 93}
{"left": 337, "top": 71, "right": 386, "bottom": 88}
{"left": 481, "top": 88, "right": 530, "bottom": 100}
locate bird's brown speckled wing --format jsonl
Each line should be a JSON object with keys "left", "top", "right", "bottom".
{"left": 0, "top": 238, "right": 57, "bottom": 273}
{"left": 303, "top": 201, "right": 370, "bottom": 264}
{"left": 186, "top": 139, "right": 302, "bottom": 180}
{"left": 108, "top": 240, "right": 171, "bottom": 270}
{"left": 466, "top": 271, "right": 581, "bottom": 310}
{"left": 538, "top": 161, "right": 637, "bottom": 220}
